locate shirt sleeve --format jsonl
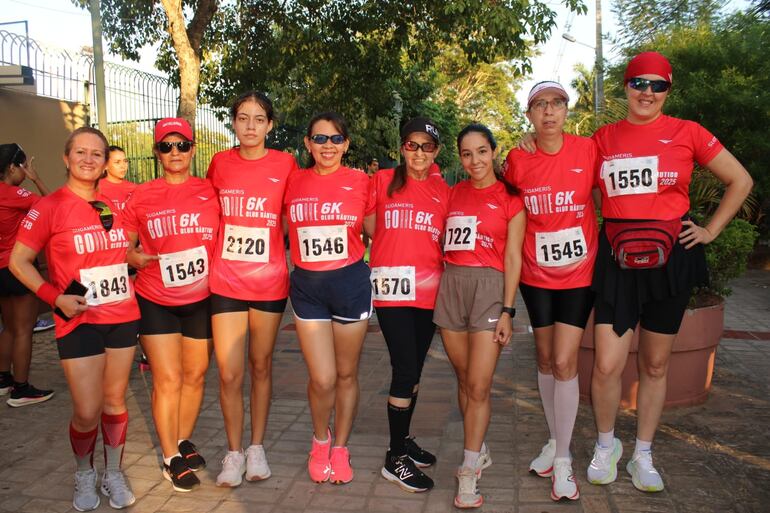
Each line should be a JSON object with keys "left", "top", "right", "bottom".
{"left": 690, "top": 122, "right": 724, "bottom": 167}
{"left": 122, "top": 192, "right": 139, "bottom": 234}
{"left": 364, "top": 174, "right": 377, "bottom": 215}
{"left": 14, "top": 200, "right": 52, "bottom": 252}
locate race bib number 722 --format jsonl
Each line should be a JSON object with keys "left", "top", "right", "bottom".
{"left": 601, "top": 156, "right": 658, "bottom": 197}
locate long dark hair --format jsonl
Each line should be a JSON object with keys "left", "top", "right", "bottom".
{"left": 304, "top": 111, "right": 349, "bottom": 169}
{"left": 456, "top": 123, "right": 517, "bottom": 195}
{"left": 0, "top": 143, "right": 25, "bottom": 179}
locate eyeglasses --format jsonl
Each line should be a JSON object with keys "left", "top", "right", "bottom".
{"left": 627, "top": 77, "right": 671, "bottom": 93}
{"left": 156, "top": 141, "right": 193, "bottom": 153}
{"left": 310, "top": 134, "right": 346, "bottom": 145}
{"left": 89, "top": 200, "right": 114, "bottom": 231}
{"left": 402, "top": 140, "right": 438, "bottom": 153}
{"left": 530, "top": 98, "right": 568, "bottom": 112}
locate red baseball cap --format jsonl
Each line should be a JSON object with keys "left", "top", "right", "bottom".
{"left": 624, "top": 52, "right": 673, "bottom": 83}
{"left": 154, "top": 117, "right": 194, "bottom": 143}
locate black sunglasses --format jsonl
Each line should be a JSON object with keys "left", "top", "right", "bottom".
{"left": 310, "top": 134, "right": 346, "bottom": 145}
{"left": 628, "top": 77, "right": 671, "bottom": 93}
{"left": 402, "top": 140, "right": 438, "bottom": 153}
{"left": 156, "top": 141, "right": 193, "bottom": 153}
{"left": 89, "top": 200, "right": 114, "bottom": 231}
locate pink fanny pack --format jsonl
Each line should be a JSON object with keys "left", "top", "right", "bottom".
{"left": 604, "top": 218, "right": 682, "bottom": 270}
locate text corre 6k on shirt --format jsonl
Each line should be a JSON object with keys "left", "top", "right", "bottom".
{"left": 207, "top": 148, "right": 299, "bottom": 301}
{"left": 368, "top": 168, "right": 450, "bottom": 309}
{"left": 0, "top": 183, "right": 40, "bottom": 268}
{"left": 123, "top": 177, "right": 220, "bottom": 306}
{"left": 593, "top": 114, "right": 724, "bottom": 221}
{"left": 443, "top": 179, "right": 524, "bottom": 272}
{"left": 284, "top": 166, "right": 375, "bottom": 271}
{"left": 504, "top": 133, "right": 599, "bottom": 289}
{"left": 15, "top": 186, "right": 139, "bottom": 338}
{"left": 99, "top": 179, "right": 137, "bottom": 212}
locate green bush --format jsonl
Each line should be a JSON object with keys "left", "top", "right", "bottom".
{"left": 692, "top": 218, "right": 758, "bottom": 306}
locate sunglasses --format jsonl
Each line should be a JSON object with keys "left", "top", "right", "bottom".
{"left": 627, "top": 77, "right": 671, "bottom": 93}
{"left": 310, "top": 134, "right": 346, "bottom": 145}
{"left": 156, "top": 141, "right": 193, "bottom": 153}
{"left": 402, "top": 140, "right": 438, "bottom": 153}
{"left": 89, "top": 200, "right": 114, "bottom": 231}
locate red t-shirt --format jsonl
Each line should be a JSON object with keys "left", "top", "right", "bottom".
{"left": 207, "top": 148, "right": 298, "bottom": 301}
{"left": 443, "top": 180, "right": 524, "bottom": 272}
{"left": 284, "top": 166, "right": 374, "bottom": 271}
{"left": 15, "top": 186, "right": 139, "bottom": 337}
{"left": 123, "top": 177, "right": 220, "bottom": 306}
{"left": 592, "top": 115, "right": 724, "bottom": 220}
{"left": 0, "top": 184, "right": 40, "bottom": 268}
{"left": 504, "top": 134, "right": 599, "bottom": 289}
{"left": 368, "top": 168, "right": 450, "bottom": 309}
{"left": 99, "top": 179, "right": 137, "bottom": 212}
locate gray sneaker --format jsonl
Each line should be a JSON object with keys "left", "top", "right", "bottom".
{"left": 101, "top": 469, "right": 136, "bottom": 509}
{"left": 73, "top": 469, "right": 100, "bottom": 512}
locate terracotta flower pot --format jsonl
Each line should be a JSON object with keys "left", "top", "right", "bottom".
{"left": 577, "top": 302, "right": 724, "bottom": 410}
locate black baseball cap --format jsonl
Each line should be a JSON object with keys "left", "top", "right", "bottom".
{"left": 400, "top": 117, "right": 440, "bottom": 144}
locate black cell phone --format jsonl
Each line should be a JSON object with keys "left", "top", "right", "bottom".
{"left": 53, "top": 279, "right": 89, "bottom": 321}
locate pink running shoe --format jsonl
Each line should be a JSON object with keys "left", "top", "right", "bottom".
{"left": 308, "top": 428, "right": 332, "bottom": 483}
{"left": 330, "top": 446, "right": 353, "bottom": 484}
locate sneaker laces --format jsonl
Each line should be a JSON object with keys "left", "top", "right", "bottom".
{"left": 633, "top": 451, "right": 659, "bottom": 476}
{"left": 75, "top": 469, "right": 96, "bottom": 491}
{"left": 221, "top": 451, "right": 243, "bottom": 471}
{"left": 590, "top": 443, "right": 613, "bottom": 468}
{"left": 104, "top": 470, "right": 131, "bottom": 494}
{"left": 457, "top": 467, "right": 478, "bottom": 495}
{"left": 245, "top": 445, "right": 266, "bottom": 461}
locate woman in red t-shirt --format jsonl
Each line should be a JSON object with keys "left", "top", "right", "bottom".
{"left": 433, "top": 124, "right": 525, "bottom": 509}
{"left": 10, "top": 127, "right": 140, "bottom": 511}
{"left": 124, "top": 118, "right": 220, "bottom": 493}
{"left": 0, "top": 143, "right": 52, "bottom": 406}
{"left": 504, "top": 81, "right": 598, "bottom": 501}
{"left": 585, "top": 53, "right": 752, "bottom": 492}
{"left": 284, "top": 112, "right": 373, "bottom": 485}
{"left": 99, "top": 145, "right": 137, "bottom": 212}
{"left": 207, "top": 91, "right": 299, "bottom": 487}
{"left": 364, "top": 117, "right": 449, "bottom": 493}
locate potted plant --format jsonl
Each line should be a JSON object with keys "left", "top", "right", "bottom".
{"left": 577, "top": 170, "right": 759, "bottom": 409}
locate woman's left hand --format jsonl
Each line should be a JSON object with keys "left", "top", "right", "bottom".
{"left": 679, "top": 220, "right": 716, "bottom": 249}
{"left": 494, "top": 315, "right": 513, "bottom": 347}
{"left": 19, "top": 157, "right": 40, "bottom": 181}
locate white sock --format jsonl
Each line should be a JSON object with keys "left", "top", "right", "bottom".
{"left": 247, "top": 444, "right": 263, "bottom": 450}
{"left": 163, "top": 452, "right": 182, "bottom": 466}
{"left": 462, "top": 449, "right": 480, "bottom": 469}
{"left": 227, "top": 449, "right": 242, "bottom": 457}
{"left": 313, "top": 434, "right": 329, "bottom": 445}
{"left": 553, "top": 376, "right": 579, "bottom": 459}
{"left": 634, "top": 438, "right": 652, "bottom": 455}
{"left": 597, "top": 430, "right": 614, "bottom": 449}
{"left": 177, "top": 439, "right": 187, "bottom": 446}
{"left": 537, "top": 371, "right": 556, "bottom": 439}
{"left": 481, "top": 441, "right": 488, "bottom": 454}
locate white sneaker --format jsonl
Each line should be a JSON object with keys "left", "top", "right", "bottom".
{"left": 245, "top": 444, "right": 271, "bottom": 481}
{"left": 454, "top": 466, "right": 483, "bottom": 509}
{"left": 529, "top": 439, "right": 556, "bottom": 477}
{"left": 587, "top": 438, "right": 623, "bottom": 485}
{"left": 626, "top": 451, "right": 664, "bottom": 492}
{"left": 475, "top": 443, "right": 492, "bottom": 479}
{"left": 216, "top": 451, "right": 246, "bottom": 487}
{"left": 551, "top": 457, "right": 579, "bottom": 501}
{"left": 101, "top": 469, "right": 136, "bottom": 509}
{"left": 73, "top": 469, "right": 100, "bottom": 511}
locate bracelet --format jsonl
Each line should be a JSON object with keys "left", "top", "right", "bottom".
{"left": 501, "top": 306, "right": 516, "bottom": 317}
{"left": 36, "top": 282, "right": 60, "bottom": 307}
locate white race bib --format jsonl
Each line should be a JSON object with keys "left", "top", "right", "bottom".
{"left": 535, "top": 227, "right": 588, "bottom": 267}
{"left": 80, "top": 263, "right": 130, "bottom": 306}
{"left": 297, "top": 225, "right": 348, "bottom": 263}
{"left": 221, "top": 224, "right": 269, "bottom": 263}
{"left": 601, "top": 156, "right": 659, "bottom": 197}
{"left": 444, "top": 216, "right": 477, "bottom": 251}
{"left": 159, "top": 246, "right": 208, "bottom": 288}
{"left": 371, "top": 266, "right": 416, "bottom": 301}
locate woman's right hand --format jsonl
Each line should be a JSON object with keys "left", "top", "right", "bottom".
{"left": 55, "top": 294, "right": 88, "bottom": 318}
{"left": 518, "top": 132, "right": 537, "bottom": 154}
{"left": 127, "top": 246, "right": 160, "bottom": 269}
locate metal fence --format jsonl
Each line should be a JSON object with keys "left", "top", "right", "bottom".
{"left": 0, "top": 29, "right": 235, "bottom": 183}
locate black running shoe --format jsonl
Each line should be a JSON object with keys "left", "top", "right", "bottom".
{"left": 405, "top": 436, "right": 436, "bottom": 468}
{"left": 163, "top": 456, "right": 200, "bottom": 492}
{"left": 0, "top": 373, "right": 12, "bottom": 397}
{"left": 178, "top": 440, "right": 206, "bottom": 471}
{"left": 6, "top": 383, "right": 54, "bottom": 407}
{"left": 381, "top": 450, "right": 434, "bottom": 493}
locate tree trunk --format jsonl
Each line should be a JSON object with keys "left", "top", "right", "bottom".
{"left": 159, "top": 0, "right": 217, "bottom": 127}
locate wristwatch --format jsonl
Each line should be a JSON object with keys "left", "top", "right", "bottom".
{"left": 501, "top": 306, "right": 516, "bottom": 317}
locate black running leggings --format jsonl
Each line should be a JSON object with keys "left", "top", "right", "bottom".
{"left": 376, "top": 306, "right": 436, "bottom": 399}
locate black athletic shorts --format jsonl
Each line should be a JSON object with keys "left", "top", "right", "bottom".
{"left": 210, "top": 293, "right": 287, "bottom": 315}
{"left": 519, "top": 283, "right": 594, "bottom": 329}
{"left": 57, "top": 321, "right": 138, "bottom": 360}
{"left": 594, "top": 287, "right": 691, "bottom": 335}
{"left": 0, "top": 267, "right": 30, "bottom": 297}
{"left": 136, "top": 294, "right": 212, "bottom": 339}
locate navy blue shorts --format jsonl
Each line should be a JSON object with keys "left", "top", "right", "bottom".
{"left": 290, "top": 260, "right": 372, "bottom": 324}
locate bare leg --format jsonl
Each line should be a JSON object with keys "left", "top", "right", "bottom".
{"left": 296, "top": 320, "right": 337, "bottom": 440}
{"left": 213, "top": 311, "right": 249, "bottom": 451}
{"left": 141, "top": 334, "right": 183, "bottom": 458}
{"left": 591, "top": 325, "right": 634, "bottom": 434}
{"left": 330, "top": 320, "right": 368, "bottom": 446}
{"left": 247, "top": 309, "right": 282, "bottom": 445}
{"left": 462, "top": 331, "right": 501, "bottom": 452}
{"left": 635, "top": 330, "right": 675, "bottom": 442}
{"left": 178, "top": 336, "right": 212, "bottom": 441}
{"left": 440, "top": 328, "right": 470, "bottom": 416}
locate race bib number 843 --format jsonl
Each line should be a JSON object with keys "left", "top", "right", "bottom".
{"left": 601, "top": 156, "right": 658, "bottom": 197}
{"left": 80, "top": 263, "right": 130, "bottom": 306}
